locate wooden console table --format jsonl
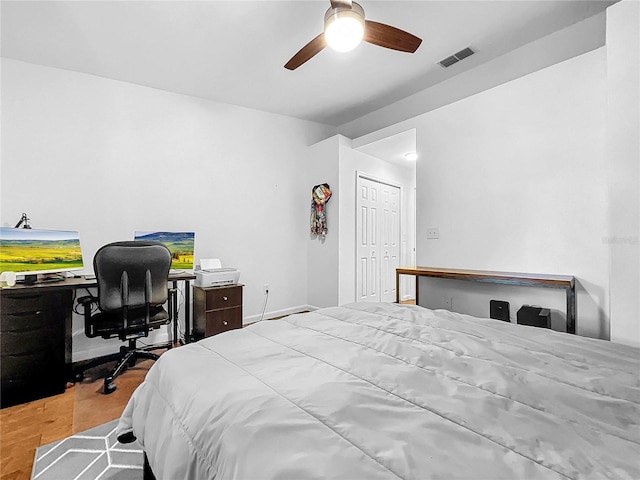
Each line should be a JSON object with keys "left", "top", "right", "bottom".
{"left": 396, "top": 267, "right": 576, "bottom": 334}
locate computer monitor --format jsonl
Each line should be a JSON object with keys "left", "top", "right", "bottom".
{"left": 133, "top": 231, "right": 195, "bottom": 271}
{"left": 0, "top": 227, "right": 84, "bottom": 281}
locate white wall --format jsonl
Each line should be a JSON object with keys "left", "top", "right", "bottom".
{"left": 350, "top": 46, "right": 611, "bottom": 340}
{"left": 0, "top": 58, "right": 336, "bottom": 360}
{"left": 606, "top": 0, "right": 640, "bottom": 347}
{"left": 306, "top": 134, "right": 416, "bottom": 308}
{"left": 413, "top": 48, "right": 608, "bottom": 339}
{"left": 306, "top": 135, "right": 341, "bottom": 309}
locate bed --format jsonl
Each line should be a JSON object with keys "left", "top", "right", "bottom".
{"left": 116, "top": 302, "right": 640, "bottom": 479}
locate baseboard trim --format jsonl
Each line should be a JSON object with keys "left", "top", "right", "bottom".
{"left": 243, "top": 304, "right": 317, "bottom": 325}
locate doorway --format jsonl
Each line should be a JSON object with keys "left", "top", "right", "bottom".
{"left": 356, "top": 174, "right": 401, "bottom": 303}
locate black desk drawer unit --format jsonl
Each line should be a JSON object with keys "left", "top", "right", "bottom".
{"left": 193, "top": 285, "right": 243, "bottom": 339}
{"left": 1, "top": 290, "right": 70, "bottom": 408}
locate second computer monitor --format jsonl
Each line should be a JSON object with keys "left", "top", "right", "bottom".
{"left": 133, "top": 231, "right": 195, "bottom": 271}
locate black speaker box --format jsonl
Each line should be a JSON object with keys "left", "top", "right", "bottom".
{"left": 517, "top": 305, "right": 551, "bottom": 328}
{"left": 490, "top": 300, "right": 510, "bottom": 322}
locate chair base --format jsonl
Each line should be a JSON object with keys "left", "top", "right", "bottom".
{"left": 102, "top": 349, "right": 160, "bottom": 394}
{"left": 74, "top": 340, "right": 170, "bottom": 394}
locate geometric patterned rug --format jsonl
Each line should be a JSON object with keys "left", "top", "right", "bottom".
{"left": 31, "top": 420, "right": 143, "bottom": 480}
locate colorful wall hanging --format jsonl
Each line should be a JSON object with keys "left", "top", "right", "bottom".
{"left": 311, "top": 183, "right": 332, "bottom": 239}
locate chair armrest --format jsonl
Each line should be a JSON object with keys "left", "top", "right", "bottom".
{"left": 167, "top": 286, "right": 177, "bottom": 322}
{"left": 77, "top": 295, "right": 97, "bottom": 307}
{"left": 77, "top": 294, "right": 99, "bottom": 337}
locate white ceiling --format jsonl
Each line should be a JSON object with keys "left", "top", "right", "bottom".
{"left": 357, "top": 128, "right": 417, "bottom": 166}
{"left": 1, "top": 0, "right": 616, "bottom": 130}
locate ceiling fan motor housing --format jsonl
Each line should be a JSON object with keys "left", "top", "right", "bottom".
{"left": 324, "top": 2, "right": 365, "bottom": 52}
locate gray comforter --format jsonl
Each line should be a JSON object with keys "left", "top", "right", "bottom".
{"left": 117, "top": 303, "right": 640, "bottom": 479}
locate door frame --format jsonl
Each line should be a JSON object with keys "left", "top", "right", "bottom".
{"left": 355, "top": 171, "right": 403, "bottom": 303}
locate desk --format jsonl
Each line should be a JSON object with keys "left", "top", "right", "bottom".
{"left": 396, "top": 267, "right": 576, "bottom": 334}
{"left": 1, "top": 272, "right": 195, "bottom": 343}
{"left": 0, "top": 273, "right": 194, "bottom": 407}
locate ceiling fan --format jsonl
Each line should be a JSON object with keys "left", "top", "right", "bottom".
{"left": 284, "top": 0, "right": 422, "bottom": 70}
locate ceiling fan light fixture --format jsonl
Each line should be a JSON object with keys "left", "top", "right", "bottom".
{"left": 324, "top": 3, "right": 365, "bottom": 52}
{"left": 284, "top": 0, "right": 421, "bottom": 70}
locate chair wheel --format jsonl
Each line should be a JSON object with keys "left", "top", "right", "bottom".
{"left": 104, "top": 378, "right": 117, "bottom": 394}
{"left": 74, "top": 371, "right": 85, "bottom": 382}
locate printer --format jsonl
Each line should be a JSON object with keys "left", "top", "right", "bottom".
{"left": 194, "top": 259, "right": 241, "bottom": 288}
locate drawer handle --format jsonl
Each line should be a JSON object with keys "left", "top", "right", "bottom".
{"left": 223, "top": 320, "right": 228, "bottom": 326}
{"left": 5, "top": 294, "right": 41, "bottom": 300}
{"left": 223, "top": 296, "right": 228, "bottom": 301}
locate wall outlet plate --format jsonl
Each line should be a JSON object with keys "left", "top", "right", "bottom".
{"left": 427, "top": 228, "right": 439, "bottom": 239}
{"left": 443, "top": 296, "right": 452, "bottom": 308}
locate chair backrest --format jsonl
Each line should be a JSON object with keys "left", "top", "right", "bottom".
{"left": 93, "top": 241, "right": 171, "bottom": 312}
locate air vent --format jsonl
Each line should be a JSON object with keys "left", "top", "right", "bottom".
{"left": 439, "top": 55, "right": 458, "bottom": 68}
{"left": 438, "top": 47, "right": 475, "bottom": 68}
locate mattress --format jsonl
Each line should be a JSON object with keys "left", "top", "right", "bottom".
{"left": 116, "top": 303, "right": 640, "bottom": 479}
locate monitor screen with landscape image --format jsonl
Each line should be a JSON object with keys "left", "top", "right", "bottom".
{"left": 0, "top": 227, "right": 84, "bottom": 277}
{"left": 134, "top": 231, "right": 195, "bottom": 271}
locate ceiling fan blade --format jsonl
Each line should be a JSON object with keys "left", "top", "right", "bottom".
{"left": 364, "top": 20, "right": 422, "bottom": 53}
{"left": 330, "top": 0, "right": 352, "bottom": 9}
{"left": 284, "top": 33, "right": 327, "bottom": 70}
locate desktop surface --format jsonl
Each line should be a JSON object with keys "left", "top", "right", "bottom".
{"left": 1, "top": 271, "right": 195, "bottom": 293}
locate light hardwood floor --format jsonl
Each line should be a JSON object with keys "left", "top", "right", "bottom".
{"left": 0, "top": 359, "right": 152, "bottom": 480}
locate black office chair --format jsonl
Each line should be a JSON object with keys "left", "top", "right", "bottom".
{"left": 76, "top": 241, "right": 173, "bottom": 394}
